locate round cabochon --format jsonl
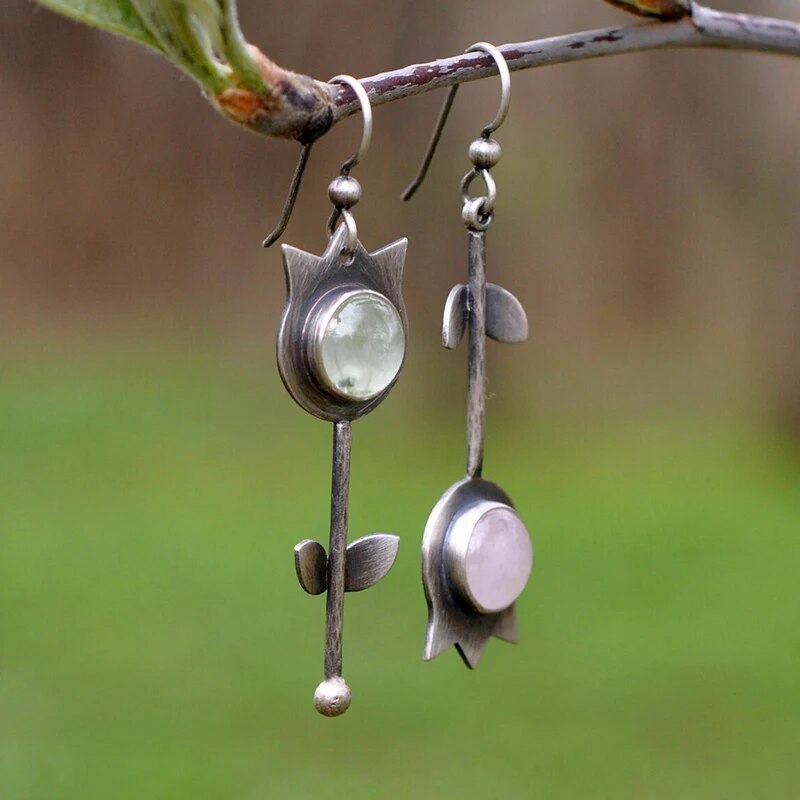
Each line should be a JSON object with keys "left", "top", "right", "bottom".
{"left": 309, "top": 289, "right": 405, "bottom": 401}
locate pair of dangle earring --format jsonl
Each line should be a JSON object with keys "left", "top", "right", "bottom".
{"left": 266, "top": 46, "right": 533, "bottom": 715}
{"left": 405, "top": 43, "right": 534, "bottom": 667}
{"left": 269, "top": 76, "right": 408, "bottom": 716}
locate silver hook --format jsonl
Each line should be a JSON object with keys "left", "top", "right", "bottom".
{"left": 262, "top": 143, "right": 314, "bottom": 248}
{"left": 328, "top": 75, "right": 373, "bottom": 174}
{"left": 401, "top": 42, "right": 511, "bottom": 202}
{"left": 262, "top": 75, "right": 372, "bottom": 249}
{"left": 325, "top": 75, "right": 372, "bottom": 258}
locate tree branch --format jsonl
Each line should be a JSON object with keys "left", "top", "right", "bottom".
{"left": 326, "top": 5, "right": 800, "bottom": 124}
{"left": 33, "top": 1, "right": 800, "bottom": 141}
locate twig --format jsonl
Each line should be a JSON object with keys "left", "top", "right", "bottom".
{"left": 327, "top": 5, "right": 800, "bottom": 124}
{"left": 34, "top": 1, "right": 800, "bottom": 140}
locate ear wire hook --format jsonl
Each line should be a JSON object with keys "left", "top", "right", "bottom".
{"left": 401, "top": 42, "right": 511, "bottom": 202}
{"left": 328, "top": 75, "right": 373, "bottom": 175}
{"left": 262, "top": 143, "right": 314, "bottom": 248}
{"left": 325, "top": 75, "right": 372, "bottom": 250}
{"left": 262, "top": 75, "right": 372, "bottom": 249}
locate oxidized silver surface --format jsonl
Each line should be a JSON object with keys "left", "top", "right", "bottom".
{"left": 420, "top": 48, "right": 534, "bottom": 668}
{"left": 278, "top": 223, "right": 408, "bottom": 422}
{"left": 278, "top": 221, "right": 407, "bottom": 716}
{"left": 422, "top": 477, "right": 530, "bottom": 666}
{"left": 422, "top": 231, "right": 532, "bottom": 667}
{"left": 421, "top": 230, "right": 532, "bottom": 667}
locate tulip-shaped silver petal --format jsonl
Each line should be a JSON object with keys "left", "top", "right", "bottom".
{"left": 278, "top": 224, "right": 408, "bottom": 422}
{"left": 422, "top": 477, "right": 533, "bottom": 668}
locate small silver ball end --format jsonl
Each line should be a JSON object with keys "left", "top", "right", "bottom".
{"left": 313, "top": 677, "right": 352, "bottom": 717}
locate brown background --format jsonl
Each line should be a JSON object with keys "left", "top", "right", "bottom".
{"left": 2, "top": 0, "right": 799, "bottom": 432}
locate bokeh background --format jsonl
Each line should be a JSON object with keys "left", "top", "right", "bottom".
{"left": 2, "top": 1, "right": 799, "bottom": 797}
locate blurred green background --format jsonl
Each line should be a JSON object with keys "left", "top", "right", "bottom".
{"left": 2, "top": 1, "right": 800, "bottom": 798}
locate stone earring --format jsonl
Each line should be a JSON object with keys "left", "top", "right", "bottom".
{"left": 273, "top": 76, "right": 408, "bottom": 716}
{"left": 404, "top": 43, "right": 533, "bottom": 668}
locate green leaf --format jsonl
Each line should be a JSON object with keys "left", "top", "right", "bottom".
{"left": 217, "top": 0, "right": 267, "bottom": 94}
{"left": 35, "top": 0, "right": 161, "bottom": 51}
{"left": 131, "top": 0, "right": 230, "bottom": 94}
{"left": 34, "top": 0, "right": 267, "bottom": 97}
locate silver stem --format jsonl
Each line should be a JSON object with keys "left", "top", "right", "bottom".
{"left": 325, "top": 419, "right": 351, "bottom": 680}
{"left": 466, "top": 230, "right": 486, "bottom": 479}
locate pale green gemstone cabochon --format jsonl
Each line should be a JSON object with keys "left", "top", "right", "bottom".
{"left": 318, "top": 292, "right": 405, "bottom": 401}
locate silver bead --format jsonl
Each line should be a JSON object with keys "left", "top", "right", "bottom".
{"left": 328, "top": 175, "right": 362, "bottom": 209}
{"left": 314, "top": 677, "right": 352, "bottom": 717}
{"left": 468, "top": 137, "right": 502, "bottom": 169}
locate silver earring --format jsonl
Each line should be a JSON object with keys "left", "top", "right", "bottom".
{"left": 405, "top": 43, "right": 533, "bottom": 668}
{"left": 274, "top": 76, "right": 408, "bottom": 716}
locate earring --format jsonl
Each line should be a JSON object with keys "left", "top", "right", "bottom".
{"left": 273, "top": 76, "right": 408, "bottom": 716}
{"left": 405, "top": 43, "right": 533, "bottom": 668}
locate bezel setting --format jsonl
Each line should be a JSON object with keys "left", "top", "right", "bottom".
{"left": 421, "top": 476, "right": 534, "bottom": 668}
